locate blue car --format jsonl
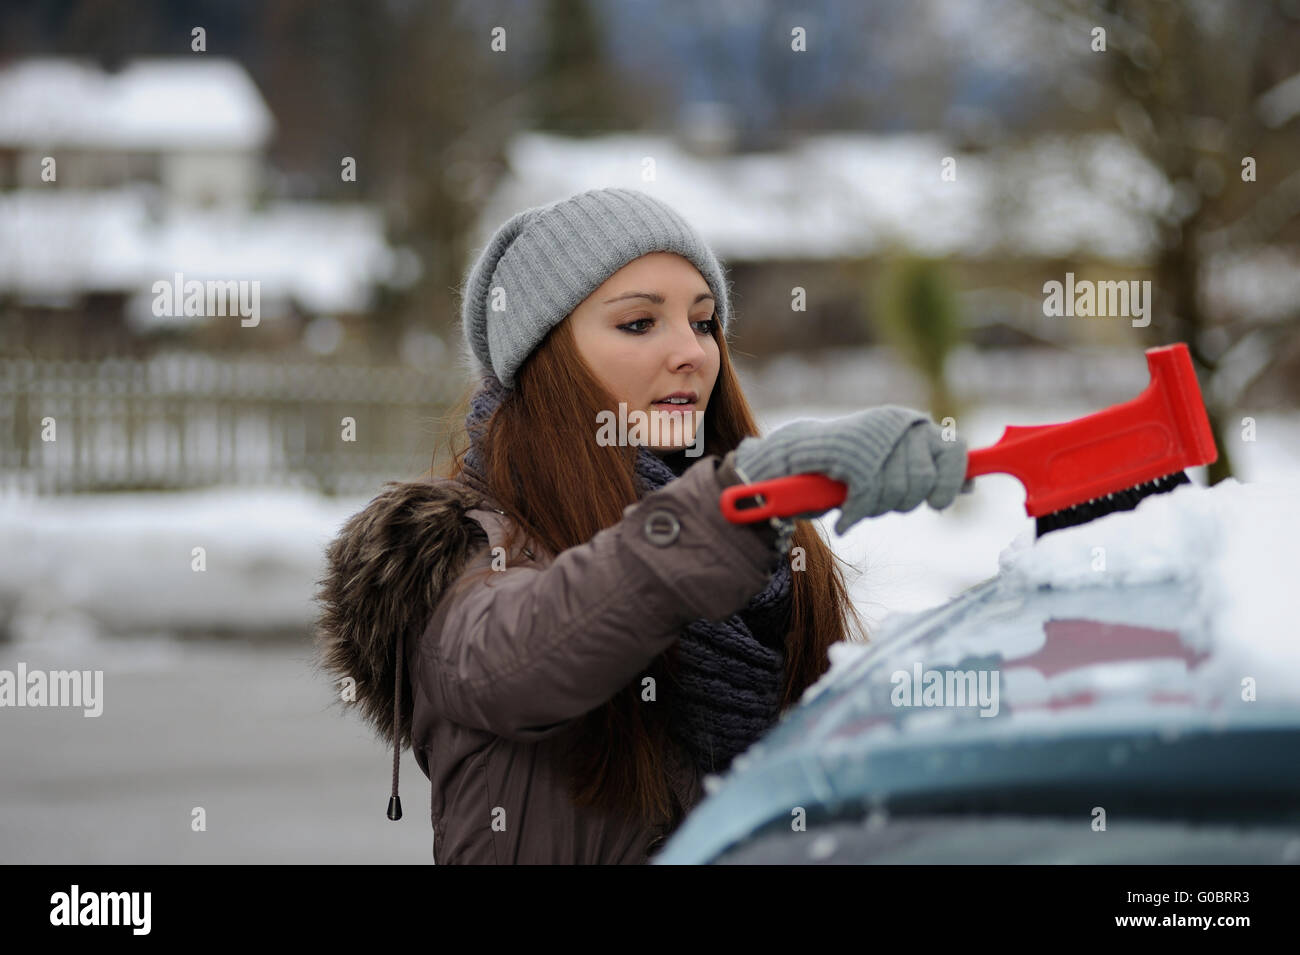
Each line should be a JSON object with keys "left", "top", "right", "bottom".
{"left": 654, "top": 480, "right": 1300, "bottom": 864}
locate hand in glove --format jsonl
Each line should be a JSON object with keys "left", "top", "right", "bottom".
{"left": 733, "top": 406, "right": 968, "bottom": 535}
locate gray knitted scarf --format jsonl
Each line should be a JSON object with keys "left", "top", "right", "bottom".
{"left": 459, "top": 373, "right": 790, "bottom": 775}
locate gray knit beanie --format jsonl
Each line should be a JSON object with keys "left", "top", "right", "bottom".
{"left": 459, "top": 187, "right": 732, "bottom": 389}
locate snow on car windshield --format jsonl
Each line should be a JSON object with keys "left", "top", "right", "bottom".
{"left": 800, "top": 478, "right": 1300, "bottom": 741}
{"left": 996, "top": 478, "right": 1300, "bottom": 701}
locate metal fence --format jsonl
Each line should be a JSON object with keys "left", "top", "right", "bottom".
{"left": 0, "top": 354, "right": 464, "bottom": 495}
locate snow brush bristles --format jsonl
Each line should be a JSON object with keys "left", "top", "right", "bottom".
{"left": 1029, "top": 470, "right": 1191, "bottom": 537}
{"left": 718, "top": 343, "right": 1218, "bottom": 540}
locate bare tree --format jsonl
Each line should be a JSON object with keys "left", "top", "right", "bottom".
{"left": 1023, "top": 0, "right": 1300, "bottom": 483}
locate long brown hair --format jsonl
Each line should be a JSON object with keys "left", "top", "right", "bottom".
{"left": 431, "top": 316, "right": 865, "bottom": 828}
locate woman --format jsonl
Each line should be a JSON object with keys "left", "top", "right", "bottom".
{"left": 314, "top": 187, "right": 967, "bottom": 864}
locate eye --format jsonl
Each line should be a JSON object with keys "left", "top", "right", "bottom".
{"left": 617, "top": 315, "right": 716, "bottom": 335}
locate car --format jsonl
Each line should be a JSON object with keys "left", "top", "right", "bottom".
{"left": 653, "top": 477, "right": 1300, "bottom": 864}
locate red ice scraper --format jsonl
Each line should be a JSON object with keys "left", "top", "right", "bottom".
{"left": 720, "top": 342, "right": 1218, "bottom": 538}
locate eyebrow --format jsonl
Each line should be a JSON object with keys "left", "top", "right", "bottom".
{"left": 603, "top": 291, "right": 715, "bottom": 306}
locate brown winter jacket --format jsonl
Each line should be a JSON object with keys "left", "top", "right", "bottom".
{"left": 315, "top": 449, "right": 785, "bottom": 864}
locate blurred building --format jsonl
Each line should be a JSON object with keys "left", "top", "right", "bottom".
{"left": 0, "top": 57, "right": 415, "bottom": 361}
{"left": 0, "top": 57, "right": 272, "bottom": 202}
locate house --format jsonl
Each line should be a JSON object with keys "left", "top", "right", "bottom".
{"left": 0, "top": 57, "right": 273, "bottom": 204}
{"left": 0, "top": 57, "right": 415, "bottom": 360}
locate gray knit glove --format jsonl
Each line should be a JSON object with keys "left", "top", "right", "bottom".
{"left": 733, "top": 406, "right": 968, "bottom": 535}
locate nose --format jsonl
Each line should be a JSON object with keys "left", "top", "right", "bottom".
{"left": 663, "top": 314, "right": 708, "bottom": 369}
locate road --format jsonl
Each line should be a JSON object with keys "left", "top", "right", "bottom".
{"left": 0, "top": 636, "right": 433, "bottom": 864}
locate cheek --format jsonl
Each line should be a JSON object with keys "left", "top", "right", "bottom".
{"left": 594, "top": 341, "right": 659, "bottom": 401}
{"left": 704, "top": 346, "right": 721, "bottom": 391}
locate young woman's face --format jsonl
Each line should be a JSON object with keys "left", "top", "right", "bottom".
{"left": 568, "top": 252, "right": 721, "bottom": 455}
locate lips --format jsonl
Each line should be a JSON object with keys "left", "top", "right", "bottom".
{"left": 652, "top": 401, "right": 695, "bottom": 414}
{"left": 652, "top": 399, "right": 696, "bottom": 413}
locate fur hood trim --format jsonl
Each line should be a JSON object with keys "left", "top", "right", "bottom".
{"left": 313, "top": 479, "right": 488, "bottom": 796}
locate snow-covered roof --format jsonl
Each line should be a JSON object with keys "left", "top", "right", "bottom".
{"left": 0, "top": 187, "right": 410, "bottom": 315}
{"left": 0, "top": 57, "right": 274, "bottom": 151}
{"left": 472, "top": 130, "right": 1174, "bottom": 261}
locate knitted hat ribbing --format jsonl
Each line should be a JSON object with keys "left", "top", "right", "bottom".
{"left": 459, "top": 187, "right": 732, "bottom": 389}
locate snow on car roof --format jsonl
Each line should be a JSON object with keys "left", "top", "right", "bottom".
{"left": 996, "top": 478, "right": 1300, "bottom": 701}
{"left": 791, "top": 477, "right": 1300, "bottom": 748}
{"left": 819, "top": 478, "right": 1298, "bottom": 691}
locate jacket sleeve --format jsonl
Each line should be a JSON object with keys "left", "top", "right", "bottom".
{"left": 414, "top": 450, "right": 784, "bottom": 741}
